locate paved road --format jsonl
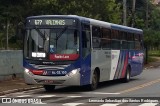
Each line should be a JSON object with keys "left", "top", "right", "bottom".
{"left": 1, "top": 67, "right": 160, "bottom": 106}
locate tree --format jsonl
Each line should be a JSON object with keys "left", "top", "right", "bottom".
{"left": 0, "top": 0, "right": 159, "bottom": 50}
{"left": 150, "top": 6, "right": 160, "bottom": 30}
{"left": 0, "top": 0, "right": 27, "bottom": 49}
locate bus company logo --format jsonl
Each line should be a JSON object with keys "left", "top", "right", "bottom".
{"left": 112, "top": 54, "right": 118, "bottom": 59}
{"left": 55, "top": 54, "right": 69, "bottom": 59}
{"left": 112, "top": 55, "right": 115, "bottom": 59}
{"left": 43, "top": 71, "right": 48, "bottom": 75}
{"left": 112, "top": 55, "right": 117, "bottom": 59}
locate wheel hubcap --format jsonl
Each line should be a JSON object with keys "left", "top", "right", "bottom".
{"left": 127, "top": 71, "right": 130, "bottom": 80}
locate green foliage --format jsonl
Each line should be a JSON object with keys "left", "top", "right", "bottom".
{"left": 144, "top": 29, "right": 160, "bottom": 50}
{"left": 148, "top": 56, "right": 158, "bottom": 63}
{"left": 148, "top": 50, "right": 160, "bottom": 57}
{"left": 30, "top": 0, "right": 121, "bottom": 23}
{"left": 0, "top": 0, "right": 122, "bottom": 50}
{"left": 0, "top": 0, "right": 160, "bottom": 50}
{"left": 150, "top": 6, "right": 160, "bottom": 30}
{"left": 142, "top": 2, "right": 160, "bottom": 50}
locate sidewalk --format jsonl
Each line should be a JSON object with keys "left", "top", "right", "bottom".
{"left": 144, "top": 56, "right": 160, "bottom": 69}
{"left": 0, "top": 78, "right": 42, "bottom": 96}
{"left": 0, "top": 57, "right": 160, "bottom": 96}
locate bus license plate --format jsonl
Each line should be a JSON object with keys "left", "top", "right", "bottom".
{"left": 44, "top": 80, "right": 54, "bottom": 83}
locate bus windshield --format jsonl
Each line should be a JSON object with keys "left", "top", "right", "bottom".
{"left": 24, "top": 27, "right": 79, "bottom": 61}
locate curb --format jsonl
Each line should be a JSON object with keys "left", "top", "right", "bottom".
{"left": 144, "top": 65, "right": 160, "bottom": 70}
{"left": 0, "top": 86, "right": 43, "bottom": 96}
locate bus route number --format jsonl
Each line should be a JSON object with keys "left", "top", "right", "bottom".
{"left": 35, "top": 20, "right": 42, "bottom": 25}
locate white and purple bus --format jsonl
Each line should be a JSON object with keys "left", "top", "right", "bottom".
{"left": 23, "top": 15, "right": 144, "bottom": 91}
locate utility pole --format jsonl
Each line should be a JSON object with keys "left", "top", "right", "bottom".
{"left": 6, "top": 19, "right": 9, "bottom": 50}
{"left": 145, "top": 0, "right": 149, "bottom": 64}
{"left": 146, "top": 0, "right": 149, "bottom": 29}
{"left": 123, "top": 0, "right": 127, "bottom": 26}
{"left": 131, "top": 0, "right": 136, "bottom": 27}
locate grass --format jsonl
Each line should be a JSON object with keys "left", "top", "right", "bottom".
{"left": 147, "top": 56, "right": 158, "bottom": 63}
{"left": 148, "top": 50, "right": 160, "bottom": 57}
{"left": 145, "top": 50, "right": 160, "bottom": 63}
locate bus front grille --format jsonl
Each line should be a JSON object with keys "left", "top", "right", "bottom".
{"left": 30, "top": 64, "right": 70, "bottom": 70}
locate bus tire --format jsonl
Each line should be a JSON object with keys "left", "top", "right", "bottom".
{"left": 87, "top": 70, "right": 99, "bottom": 91}
{"left": 43, "top": 85, "right": 55, "bottom": 92}
{"left": 121, "top": 66, "right": 131, "bottom": 83}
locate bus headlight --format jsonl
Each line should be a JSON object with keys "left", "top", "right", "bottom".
{"left": 24, "top": 68, "right": 33, "bottom": 75}
{"left": 67, "top": 68, "right": 80, "bottom": 76}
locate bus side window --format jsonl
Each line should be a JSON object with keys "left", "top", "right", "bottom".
{"left": 101, "top": 28, "right": 111, "bottom": 49}
{"left": 121, "top": 32, "right": 128, "bottom": 49}
{"left": 139, "top": 34, "right": 143, "bottom": 50}
{"left": 111, "top": 30, "right": 120, "bottom": 49}
{"left": 92, "top": 26, "right": 101, "bottom": 49}
{"left": 82, "top": 24, "right": 91, "bottom": 58}
{"left": 135, "top": 34, "right": 140, "bottom": 50}
{"left": 128, "top": 33, "right": 134, "bottom": 49}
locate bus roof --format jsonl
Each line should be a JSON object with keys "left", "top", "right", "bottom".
{"left": 27, "top": 15, "right": 143, "bottom": 34}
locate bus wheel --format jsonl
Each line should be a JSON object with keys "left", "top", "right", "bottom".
{"left": 121, "top": 67, "right": 131, "bottom": 83}
{"left": 43, "top": 85, "right": 55, "bottom": 92}
{"left": 88, "top": 70, "right": 98, "bottom": 91}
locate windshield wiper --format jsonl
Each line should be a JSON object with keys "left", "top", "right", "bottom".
{"left": 53, "top": 26, "right": 68, "bottom": 52}
{"left": 34, "top": 27, "right": 47, "bottom": 40}
{"left": 55, "top": 26, "right": 68, "bottom": 40}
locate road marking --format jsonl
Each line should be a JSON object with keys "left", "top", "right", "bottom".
{"left": 62, "top": 103, "right": 84, "bottom": 106}
{"left": 100, "top": 103, "right": 121, "bottom": 106}
{"left": 14, "top": 92, "right": 26, "bottom": 94}
{"left": 67, "top": 96, "right": 82, "bottom": 98}
{"left": 0, "top": 96, "right": 6, "bottom": 97}
{"left": 86, "top": 92, "right": 120, "bottom": 95}
{"left": 139, "top": 103, "right": 158, "bottom": 106}
{"left": 117, "top": 78, "right": 160, "bottom": 94}
{"left": 38, "top": 95, "right": 56, "bottom": 98}
{"left": 23, "top": 88, "right": 43, "bottom": 93}
{"left": 17, "top": 95, "right": 31, "bottom": 97}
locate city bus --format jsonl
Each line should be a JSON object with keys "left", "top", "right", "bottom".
{"left": 22, "top": 15, "right": 144, "bottom": 91}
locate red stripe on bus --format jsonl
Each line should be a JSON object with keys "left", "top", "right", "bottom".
{"left": 121, "top": 53, "right": 128, "bottom": 78}
{"left": 31, "top": 70, "right": 44, "bottom": 75}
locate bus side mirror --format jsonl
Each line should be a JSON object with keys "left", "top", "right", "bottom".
{"left": 16, "top": 22, "right": 25, "bottom": 40}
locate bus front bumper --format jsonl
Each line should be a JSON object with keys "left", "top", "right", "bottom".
{"left": 24, "top": 69, "right": 81, "bottom": 86}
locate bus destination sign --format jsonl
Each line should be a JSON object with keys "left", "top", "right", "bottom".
{"left": 27, "top": 19, "right": 76, "bottom": 26}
